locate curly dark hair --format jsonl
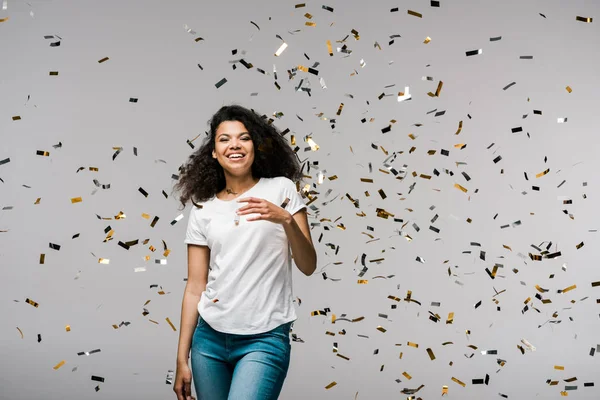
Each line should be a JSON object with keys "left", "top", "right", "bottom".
{"left": 173, "top": 104, "right": 304, "bottom": 210}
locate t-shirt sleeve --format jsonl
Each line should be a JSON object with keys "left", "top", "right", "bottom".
{"left": 184, "top": 206, "right": 208, "bottom": 245}
{"left": 280, "top": 177, "right": 307, "bottom": 216}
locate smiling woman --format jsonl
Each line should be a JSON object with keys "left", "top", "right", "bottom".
{"left": 171, "top": 104, "right": 317, "bottom": 400}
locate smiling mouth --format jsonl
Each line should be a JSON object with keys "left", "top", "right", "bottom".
{"left": 227, "top": 154, "right": 245, "bottom": 160}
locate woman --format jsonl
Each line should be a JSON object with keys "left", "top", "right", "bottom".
{"left": 172, "top": 104, "right": 317, "bottom": 400}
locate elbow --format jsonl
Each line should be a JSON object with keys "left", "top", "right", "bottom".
{"left": 304, "top": 251, "right": 317, "bottom": 276}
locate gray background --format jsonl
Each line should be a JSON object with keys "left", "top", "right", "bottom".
{"left": 1, "top": 0, "right": 600, "bottom": 399}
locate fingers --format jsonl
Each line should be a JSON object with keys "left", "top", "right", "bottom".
{"left": 174, "top": 385, "right": 183, "bottom": 400}
{"left": 185, "top": 382, "right": 192, "bottom": 400}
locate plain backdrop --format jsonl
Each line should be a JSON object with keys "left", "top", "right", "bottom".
{"left": 1, "top": 0, "right": 600, "bottom": 399}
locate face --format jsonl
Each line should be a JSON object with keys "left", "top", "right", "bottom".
{"left": 212, "top": 120, "right": 255, "bottom": 177}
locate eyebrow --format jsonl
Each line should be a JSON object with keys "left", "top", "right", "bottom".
{"left": 217, "top": 131, "right": 250, "bottom": 138}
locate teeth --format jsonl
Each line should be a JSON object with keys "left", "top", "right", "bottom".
{"left": 229, "top": 154, "right": 244, "bottom": 158}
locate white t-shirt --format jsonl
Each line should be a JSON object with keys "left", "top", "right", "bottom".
{"left": 184, "top": 176, "right": 307, "bottom": 334}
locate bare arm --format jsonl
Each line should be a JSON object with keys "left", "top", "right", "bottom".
{"left": 282, "top": 209, "right": 316, "bottom": 276}
{"left": 176, "top": 244, "right": 210, "bottom": 364}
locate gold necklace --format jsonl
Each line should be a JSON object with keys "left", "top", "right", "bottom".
{"left": 227, "top": 181, "right": 258, "bottom": 226}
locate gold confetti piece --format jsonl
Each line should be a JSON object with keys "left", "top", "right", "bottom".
{"left": 16, "top": 327, "right": 24, "bottom": 338}
{"left": 562, "top": 284, "right": 577, "bottom": 293}
{"left": 566, "top": 86, "right": 572, "bottom": 93}
{"left": 166, "top": 317, "right": 177, "bottom": 331}
{"left": 26, "top": 298, "right": 39, "bottom": 308}
{"left": 98, "top": 258, "right": 110, "bottom": 264}
{"left": 575, "top": 16, "right": 592, "bottom": 23}
{"left": 294, "top": 3, "right": 306, "bottom": 8}
{"left": 40, "top": 254, "right": 45, "bottom": 264}
{"left": 536, "top": 168, "right": 550, "bottom": 178}
{"left": 53, "top": 360, "right": 66, "bottom": 370}
{"left": 306, "top": 137, "right": 319, "bottom": 151}
{"left": 427, "top": 348, "right": 436, "bottom": 360}
{"left": 70, "top": 197, "right": 82, "bottom": 204}
{"left": 408, "top": 342, "right": 419, "bottom": 348}
{"left": 555, "top": 365, "right": 565, "bottom": 370}
{"left": 424, "top": 36, "right": 431, "bottom": 44}
{"left": 452, "top": 377, "right": 466, "bottom": 387}
{"left": 36, "top": 150, "right": 50, "bottom": 156}
{"left": 326, "top": 40, "right": 333, "bottom": 56}
{"left": 376, "top": 326, "right": 386, "bottom": 333}
{"left": 0, "top": 16, "right": 10, "bottom": 22}
{"left": 560, "top": 391, "right": 568, "bottom": 396}
{"left": 442, "top": 385, "right": 448, "bottom": 395}
{"left": 454, "top": 183, "right": 468, "bottom": 193}
{"left": 427, "top": 80, "right": 444, "bottom": 97}
{"left": 274, "top": 42, "right": 288, "bottom": 56}
{"left": 325, "top": 381, "right": 337, "bottom": 389}
{"left": 357, "top": 279, "right": 368, "bottom": 284}
{"left": 402, "top": 371, "right": 412, "bottom": 379}
{"left": 446, "top": 312, "right": 454, "bottom": 324}
{"left": 455, "top": 120, "right": 463, "bottom": 135}
{"left": 305, "top": 21, "right": 316, "bottom": 27}
{"left": 535, "top": 285, "right": 548, "bottom": 293}
{"left": 65, "top": 325, "right": 71, "bottom": 332}
{"left": 408, "top": 10, "right": 422, "bottom": 18}
{"left": 98, "top": 57, "right": 109, "bottom": 63}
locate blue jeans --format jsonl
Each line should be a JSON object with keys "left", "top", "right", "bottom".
{"left": 190, "top": 315, "right": 293, "bottom": 400}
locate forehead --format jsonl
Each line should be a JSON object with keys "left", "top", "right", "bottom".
{"left": 216, "top": 120, "right": 249, "bottom": 136}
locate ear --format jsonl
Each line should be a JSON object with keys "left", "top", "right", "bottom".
{"left": 212, "top": 150, "right": 216, "bottom": 158}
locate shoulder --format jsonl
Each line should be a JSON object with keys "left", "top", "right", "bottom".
{"left": 189, "top": 199, "right": 212, "bottom": 217}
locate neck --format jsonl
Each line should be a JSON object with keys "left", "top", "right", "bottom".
{"left": 224, "top": 175, "right": 258, "bottom": 194}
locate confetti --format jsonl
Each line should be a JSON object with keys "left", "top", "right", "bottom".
{"left": 274, "top": 42, "right": 288, "bottom": 57}
{"left": 53, "top": 360, "right": 66, "bottom": 370}
{"left": 466, "top": 49, "right": 482, "bottom": 56}
{"left": 215, "top": 77, "right": 227, "bottom": 88}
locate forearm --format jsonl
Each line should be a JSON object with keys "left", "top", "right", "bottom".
{"left": 176, "top": 288, "right": 203, "bottom": 364}
{"left": 283, "top": 214, "right": 317, "bottom": 276}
